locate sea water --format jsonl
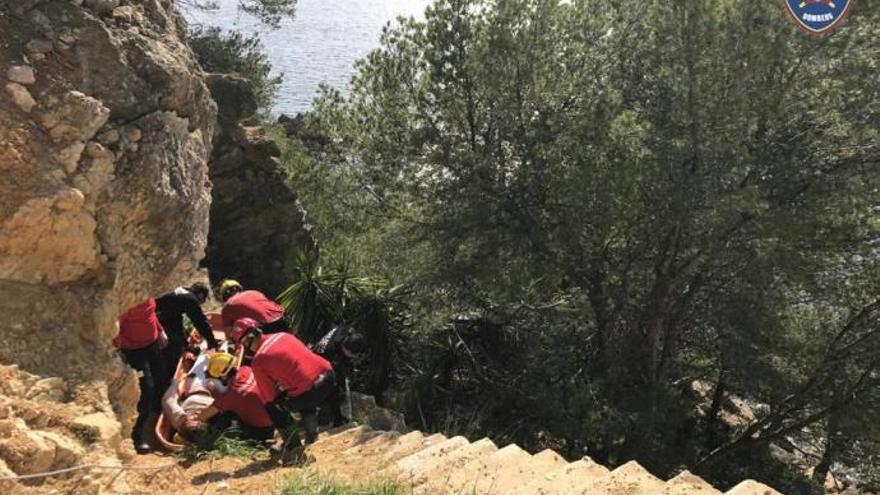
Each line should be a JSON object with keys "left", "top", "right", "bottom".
{"left": 183, "top": 0, "right": 430, "bottom": 115}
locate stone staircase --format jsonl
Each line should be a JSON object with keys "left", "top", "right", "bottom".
{"left": 305, "top": 425, "right": 784, "bottom": 495}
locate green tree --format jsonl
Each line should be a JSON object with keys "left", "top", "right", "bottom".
{"left": 188, "top": 27, "right": 282, "bottom": 112}
{"left": 294, "top": 0, "right": 880, "bottom": 490}
{"left": 181, "top": 0, "right": 297, "bottom": 27}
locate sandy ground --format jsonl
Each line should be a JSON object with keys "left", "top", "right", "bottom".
{"left": 123, "top": 452, "right": 300, "bottom": 495}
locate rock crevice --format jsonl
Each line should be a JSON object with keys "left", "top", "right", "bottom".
{"left": 203, "top": 74, "right": 317, "bottom": 297}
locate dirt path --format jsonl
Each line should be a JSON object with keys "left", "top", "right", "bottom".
{"left": 124, "top": 453, "right": 299, "bottom": 495}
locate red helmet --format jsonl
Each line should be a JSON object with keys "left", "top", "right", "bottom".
{"left": 229, "top": 318, "right": 260, "bottom": 345}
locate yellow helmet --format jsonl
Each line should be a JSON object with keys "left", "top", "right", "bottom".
{"left": 207, "top": 352, "right": 235, "bottom": 379}
{"left": 218, "top": 279, "right": 243, "bottom": 302}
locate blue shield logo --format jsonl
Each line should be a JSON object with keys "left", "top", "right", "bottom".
{"left": 782, "top": 0, "right": 854, "bottom": 36}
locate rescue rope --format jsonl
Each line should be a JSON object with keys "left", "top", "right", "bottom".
{"left": 0, "top": 461, "right": 177, "bottom": 482}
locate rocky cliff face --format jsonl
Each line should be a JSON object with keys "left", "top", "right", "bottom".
{"left": 0, "top": 0, "right": 215, "bottom": 487}
{"left": 0, "top": 0, "right": 214, "bottom": 375}
{"left": 203, "top": 74, "right": 316, "bottom": 298}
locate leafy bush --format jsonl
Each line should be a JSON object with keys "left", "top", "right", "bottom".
{"left": 188, "top": 27, "right": 282, "bottom": 112}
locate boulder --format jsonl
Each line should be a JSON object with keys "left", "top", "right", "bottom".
{"left": 38, "top": 91, "right": 110, "bottom": 144}
{"left": 4, "top": 83, "right": 36, "bottom": 112}
{"left": 351, "top": 392, "right": 407, "bottom": 432}
{"left": 206, "top": 73, "right": 259, "bottom": 124}
{"left": 0, "top": 419, "right": 55, "bottom": 475}
{"left": 6, "top": 66, "right": 35, "bottom": 85}
{"left": 26, "top": 377, "right": 67, "bottom": 403}
{"left": 36, "top": 431, "right": 85, "bottom": 467}
{"left": 71, "top": 412, "right": 122, "bottom": 449}
{"left": 205, "top": 118, "right": 316, "bottom": 297}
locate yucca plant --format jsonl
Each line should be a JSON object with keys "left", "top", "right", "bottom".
{"left": 276, "top": 250, "right": 410, "bottom": 401}
{"left": 276, "top": 250, "right": 386, "bottom": 342}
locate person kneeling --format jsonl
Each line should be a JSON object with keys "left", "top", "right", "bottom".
{"left": 230, "top": 318, "right": 336, "bottom": 465}
{"left": 195, "top": 353, "right": 275, "bottom": 443}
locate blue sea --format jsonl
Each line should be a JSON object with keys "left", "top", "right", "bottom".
{"left": 183, "top": 0, "right": 431, "bottom": 115}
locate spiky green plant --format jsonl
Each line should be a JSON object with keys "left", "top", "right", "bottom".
{"left": 276, "top": 251, "right": 391, "bottom": 343}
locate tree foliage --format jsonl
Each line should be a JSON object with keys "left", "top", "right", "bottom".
{"left": 287, "top": 0, "right": 880, "bottom": 491}
{"left": 188, "top": 27, "right": 282, "bottom": 112}
{"left": 181, "top": 0, "right": 297, "bottom": 27}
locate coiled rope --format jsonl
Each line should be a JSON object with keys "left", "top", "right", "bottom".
{"left": 0, "top": 462, "right": 177, "bottom": 482}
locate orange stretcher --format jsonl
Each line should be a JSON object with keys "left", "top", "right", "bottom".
{"left": 154, "top": 312, "right": 238, "bottom": 452}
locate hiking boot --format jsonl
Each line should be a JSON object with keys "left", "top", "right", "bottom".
{"left": 332, "top": 412, "right": 350, "bottom": 427}
{"left": 280, "top": 444, "right": 307, "bottom": 466}
{"left": 272, "top": 423, "right": 306, "bottom": 466}
{"left": 302, "top": 413, "right": 319, "bottom": 445}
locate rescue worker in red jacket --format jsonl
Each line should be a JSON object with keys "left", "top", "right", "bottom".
{"left": 113, "top": 298, "right": 169, "bottom": 454}
{"left": 218, "top": 279, "right": 291, "bottom": 334}
{"left": 229, "top": 318, "right": 335, "bottom": 464}
{"left": 195, "top": 353, "right": 275, "bottom": 442}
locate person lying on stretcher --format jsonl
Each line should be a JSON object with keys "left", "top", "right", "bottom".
{"left": 161, "top": 351, "right": 274, "bottom": 445}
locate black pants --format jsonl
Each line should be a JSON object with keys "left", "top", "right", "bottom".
{"left": 320, "top": 373, "right": 348, "bottom": 426}
{"left": 265, "top": 370, "right": 337, "bottom": 429}
{"left": 121, "top": 341, "right": 167, "bottom": 444}
{"left": 160, "top": 335, "right": 185, "bottom": 392}
{"left": 260, "top": 317, "right": 292, "bottom": 335}
{"left": 210, "top": 412, "right": 275, "bottom": 442}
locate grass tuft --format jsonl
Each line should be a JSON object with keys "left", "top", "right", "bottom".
{"left": 179, "top": 433, "right": 265, "bottom": 461}
{"left": 280, "top": 469, "right": 401, "bottom": 495}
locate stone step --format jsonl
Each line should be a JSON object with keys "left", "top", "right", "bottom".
{"left": 580, "top": 460, "right": 667, "bottom": 495}
{"left": 308, "top": 425, "right": 379, "bottom": 458}
{"left": 306, "top": 426, "right": 781, "bottom": 495}
{"left": 725, "top": 480, "right": 784, "bottom": 495}
{"left": 381, "top": 432, "right": 448, "bottom": 466}
{"left": 395, "top": 435, "right": 471, "bottom": 482}
{"left": 412, "top": 438, "right": 499, "bottom": 494}
{"left": 343, "top": 430, "right": 402, "bottom": 457}
{"left": 310, "top": 424, "right": 366, "bottom": 449}
{"left": 665, "top": 470, "right": 723, "bottom": 495}
{"left": 315, "top": 430, "right": 404, "bottom": 482}
{"left": 481, "top": 449, "right": 567, "bottom": 495}
{"left": 511, "top": 457, "right": 610, "bottom": 495}
{"left": 446, "top": 444, "right": 532, "bottom": 495}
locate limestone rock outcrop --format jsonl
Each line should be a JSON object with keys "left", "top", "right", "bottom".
{"left": 0, "top": 364, "right": 133, "bottom": 494}
{"left": 203, "top": 74, "right": 316, "bottom": 298}
{"left": 0, "top": 0, "right": 215, "bottom": 485}
{"left": 0, "top": 0, "right": 214, "bottom": 373}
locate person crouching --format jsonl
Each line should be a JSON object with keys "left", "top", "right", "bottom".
{"left": 195, "top": 353, "right": 275, "bottom": 443}
{"left": 229, "top": 318, "right": 336, "bottom": 465}
{"left": 313, "top": 326, "right": 369, "bottom": 426}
